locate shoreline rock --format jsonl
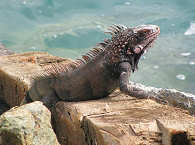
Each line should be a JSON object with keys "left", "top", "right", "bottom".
{"left": 53, "top": 90, "right": 195, "bottom": 145}
{"left": 0, "top": 99, "right": 9, "bottom": 115}
{"left": 0, "top": 101, "right": 60, "bottom": 145}
{"left": 0, "top": 52, "right": 194, "bottom": 115}
{"left": 0, "top": 52, "right": 195, "bottom": 145}
{"left": 0, "top": 52, "right": 71, "bottom": 107}
{"left": 129, "top": 81, "right": 195, "bottom": 115}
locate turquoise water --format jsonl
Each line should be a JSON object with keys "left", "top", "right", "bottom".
{"left": 0, "top": 0, "right": 195, "bottom": 93}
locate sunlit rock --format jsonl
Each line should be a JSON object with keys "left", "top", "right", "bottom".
{"left": 0, "top": 101, "right": 60, "bottom": 145}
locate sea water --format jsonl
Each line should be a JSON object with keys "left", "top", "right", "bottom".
{"left": 0, "top": 0, "right": 195, "bottom": 94}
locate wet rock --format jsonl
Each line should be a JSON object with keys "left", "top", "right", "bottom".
{"left": 0, "top": 101, "right": 60, "bottom": 145}
{"left": 53, "top": 90, "right": 195, "bottom": 145}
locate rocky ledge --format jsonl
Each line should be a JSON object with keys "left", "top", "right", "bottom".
{"left": 0, "top": 52, "right": 195, "bottom": 145}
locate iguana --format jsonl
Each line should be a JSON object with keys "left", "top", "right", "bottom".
{"left": 28, "top": 24, "right": 160, "bottom": 107}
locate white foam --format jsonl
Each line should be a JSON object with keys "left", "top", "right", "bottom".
{"left": 30, "top": 46, "right": 38, "bottom": 50}
{"left": 53, "top": 34, "right": 58, "bottom": 38}
{"left": 176, "top": 74, "right": 186, "bottom": 80}
{"left": 124, "top": 2, "right": 131, "bottom": 5}
{"left": 153, "top": 65, "right": 159, "bottom": 69}
{"left": 96, "top": 25, "right": 102, "bottom": 29}
{"left": 189, "top": 61, "right": 195, "bottom": 65}
{"left": 22, "top": 1, "right": 27, "bottom": 5}
{"left": 180, "top": 52, "right": 191, "bottom": 56}
{"left": 184, "top": 23, "right": 195, "bottom": 35}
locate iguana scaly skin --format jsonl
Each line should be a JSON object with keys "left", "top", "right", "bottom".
{"left": 29, "top": 24, "right": 160, "bottom": 107}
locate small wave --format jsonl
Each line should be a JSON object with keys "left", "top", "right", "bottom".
{"left": 176, "top": 74, "right": 186, "bottom": 80}
{"left": 180, "top": 52, "right": 191, "bottom": 56}
{"left": 153, "top": 65, "right": 159, "bottom": 69}
{"left": 184, "top": 23, "right": 195, "bottom": 35}
{"left": 124, "top": 2, "right": 131, "bottom": 5}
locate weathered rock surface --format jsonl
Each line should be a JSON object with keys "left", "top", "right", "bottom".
{"left": 128, "top": 81, "right": 195, "bottom": 115}
{"left": 0, "top": 52, "right": 72, "bottom": 107}
{"left": 0, "top": 101, "right": 60, "bottom": 145}
{"left": 53, "top": 90, "right": 195, "bottom": 145}
{"left": 1, "top": 51, "right": 195, "bottom": 145}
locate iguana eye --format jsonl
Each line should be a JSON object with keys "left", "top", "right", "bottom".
{"left": 142, "top": 30, "right": 148, "bottom": 34}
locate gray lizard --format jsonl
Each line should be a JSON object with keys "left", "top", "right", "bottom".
{"left": 29, "top": 24, "right": 160, "bottom": 107}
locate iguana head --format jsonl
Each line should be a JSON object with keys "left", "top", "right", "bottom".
{"left": 103, "top": 24, "right": 160, "bottom": 72}
{"left": 128, "top": 25, "right": 160, "bottom": 54}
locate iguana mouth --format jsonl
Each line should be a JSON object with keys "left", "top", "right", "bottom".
{"left": 145, "top": 26, "right": 160, "bottom": 39}
{"left": 132, "top": 25, "right": 160, "bottom": 54}
{"left": 143, "top": 27, "right": 160, "bottom": 52}
{"left": 144, "top": 37, "right": 157, "bottom": 51}
{"left": 134, "top": 36, "right": 158, "bottom": 54}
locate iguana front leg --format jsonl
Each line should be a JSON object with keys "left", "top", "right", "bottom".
{"left": 119, "top": 62, "right": 148, "bottom": 98}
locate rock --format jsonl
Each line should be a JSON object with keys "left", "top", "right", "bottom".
{"left": 53, "top": 90, "right": 195, "bottom": 145}
{"left": 0, "top": 101, "right": 60, "bottom": 145}
{"left": 0, "top": 99, "right": 9, "bottom": 115}
{"left": 1, "top": 51, "right": 195, "bottom": 145}
{"left": 0, "top": 51, "right": 194, "bottom": 114}
{"left": 129, "top": 81, "right": 195, "bottom": 115}
{"left": 0, "top": 52, "right": 72, "bottom": 107}
{"left": 52, "top": 102, "right": 88, "bottom": 145}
